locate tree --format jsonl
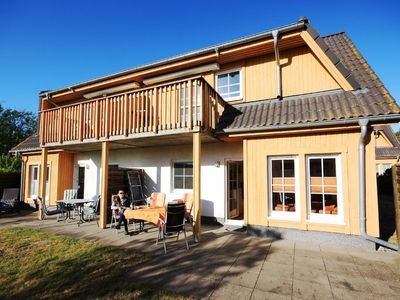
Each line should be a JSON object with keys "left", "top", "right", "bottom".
{"left": 396, "top": 130, "right": 400, "bottom": 141}
{"left": 0, "top": 104, "right": 38, "bottom": 155}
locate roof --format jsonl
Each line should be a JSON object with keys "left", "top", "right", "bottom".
{"left": 41, "top": 19, "right": 307, "bottom": 97}
{"left": 375, "top": 125, "right": 400, "bottom": 159}
{"left": 217, "top": 32, "right": 400, "bottom": 133}
{"left": 9, "top": 134, "right": 40, "bottom": 154}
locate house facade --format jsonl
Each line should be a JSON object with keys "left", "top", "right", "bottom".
{"left": 17, "top": 17, "right": 400, "bottom": 240}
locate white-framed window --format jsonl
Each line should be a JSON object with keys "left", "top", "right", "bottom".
{"left": 307, "top": 155, "right": 343, "bottom": 223}
{"left": 30, "top": 165, "right": 39, "bottom": 198}
{"left": 215, "top": 68, "right": 242, "bottom": 101}
{"left": 268, "top": 156, "right": 300, "bottom": 220}
{"left": 29, "top": 165, "right": 50, "bottom": 200}
{"left": 173, "top": 161, "right": 193, "bottom": 190}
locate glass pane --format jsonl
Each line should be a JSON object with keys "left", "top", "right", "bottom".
{"left": 285, "top": 193, "right": 296, "bottom": 212}
{"left": 229, "top": 71, "right": 240, "bottom": 84}
{"left": 174, "top": 164, "right": 184, "bottom": 175}
{"left": 284, "top": 160, "right": 295, "bottom": 177}
{"left": 311, "top": 194, "right": 323, "bottom": 213}
{"left": 184, "top": 177, "right": 193, "bottom": 189}
{"left": 323, "top": 158, "right": 336, "bottom": 177}
{"left": 184, "top": 163, "right": 193, "bottom": 175}
{"left": 325, "top": 194, "right": 338, "bottom": 215}
{"left": 33, "top": 167, "right": 38, "bottom": 180}
{"left": 217, "top": 74, "right": 228, "bottom": 86}
{"left": 174, "top": 176, "right": 183, "bottom": 189}
{"left": 310, "top": 159, "right": 322, "bottom": 177}
{"left": 228, "top": 91, "right": 240, "bottom": 98}
{"left": 218, "top": 86, "right": 228, "bottom": 95}
{"left": 230, "top": 84, "right": 240, "bottom": 93}
{"left": 272, "top": 192, "right": 283, "bottom": 211}
{"left": 272, "top": 160, "right": 282, "bottom": 177}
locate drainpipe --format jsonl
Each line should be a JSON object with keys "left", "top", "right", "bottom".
{"left": 272, "top": 30, "right": 281, "bottom": 99}
{"left": 358, "top": 119, "right": 398, "bottom": 251}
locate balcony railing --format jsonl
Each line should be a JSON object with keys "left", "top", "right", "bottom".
{"left": 39, "top": 77, "right": 226, "bottom": 146}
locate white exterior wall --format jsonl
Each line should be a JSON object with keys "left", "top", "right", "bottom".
{"left": 73, "top": 141, "right": 242, "bottom": 221}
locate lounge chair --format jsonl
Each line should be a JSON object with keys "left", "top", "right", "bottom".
{"left": 0, "top": 188, "right": 20, "bottom": 212}
{"left": 37, "top": 197, "right": 64, "bottom": 228}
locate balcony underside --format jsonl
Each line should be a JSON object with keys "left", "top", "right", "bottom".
{"left": 44, "top": 129, "right": 219, "bottom": 152}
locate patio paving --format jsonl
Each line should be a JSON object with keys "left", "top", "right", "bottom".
{"left": 1, "top": 210, "right": 399, "bottom": 299}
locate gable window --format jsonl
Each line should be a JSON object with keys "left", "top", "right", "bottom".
{"left": 268, "top": 156, "right": 299, "bottom": 219}
{"left": 216, "top": 69, "right": 242, "bottom": 101}
{"left": 173, "top": 161, "right": 193, "bottom": 190}
{"left": 307, "top": 155, "right": 343, "bottom": 223}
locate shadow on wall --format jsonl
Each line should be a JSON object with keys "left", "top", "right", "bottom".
{"left": 142, "top": 169, "right": 160, "bottom": 198}
{"left": 377, "top": 170, "right": 396, "bottom": 242}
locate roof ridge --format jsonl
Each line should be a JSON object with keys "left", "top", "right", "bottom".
{"left": 322, "top": 31, "right": 346, "bottom": 38}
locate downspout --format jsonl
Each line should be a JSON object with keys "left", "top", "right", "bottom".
{"left": 272, "top": 30, "right": 281, "bottom": 99}
{"left": 358, "top": 119, "right": 398, "bottom": 251}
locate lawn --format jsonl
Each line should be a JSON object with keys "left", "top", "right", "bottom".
{"left": 0, "top": 227, "right": 187, "bottom": 300}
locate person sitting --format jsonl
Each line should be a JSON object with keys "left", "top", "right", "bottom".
{"left": 111, "top": 189, "right": 130, "bottom": 235}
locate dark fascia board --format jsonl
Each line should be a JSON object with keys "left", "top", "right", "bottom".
{"left": 39, "top": 20, "right": 308, "bottom": 97}
{"left": 305, "top": 24, "right": 360, "bottom": 90}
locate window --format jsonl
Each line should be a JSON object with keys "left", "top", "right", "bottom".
{"left": 216, "top": 69, "right": 242, "bottom": 101}
{"left": 173, "top": 162, "right": 193, "bottom": 190}
{"left": 30, "top": 165, "right": 39, "bottom": 198}
{"left": 268, "top": 157, "right": 299, "bottom": 219}
{"left": 307, "top": 155, "right": 342, "bottom": 223}
{"left": 29, "top": 165, "right": 50, "bottom": 200}
{"left": 180, "top": 83, "right": 201, "bottom": 124}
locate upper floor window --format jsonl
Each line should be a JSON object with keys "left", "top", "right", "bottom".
{"left": 216, "top": 69, "right": 242, "bottom": 101}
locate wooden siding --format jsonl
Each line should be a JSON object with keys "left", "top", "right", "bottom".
{"left": 22, "top": 152, "right": 74, "bottom": 206}
{"left": 40, "top": 77, "right": 225, "bottom": 146}
{"left": 244, "top": 131, "right": 379, "bottom": 236}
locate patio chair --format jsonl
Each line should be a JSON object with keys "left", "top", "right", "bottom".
{"left": 61, "top": 188, "right": 78, "bottom": 219}
{"left": 82, "top": 195, "right": 100, "bottom": 227}
{"left": 0, "top": 188, "right": 19, "bottom": 212}
{"left": 182, "top": 193, "right": 195, "bottom": 240}
{"left": 156, "top": 203, "right": 189, "bottom": 254}
{"left": 149, "top": 192, "right": 166, "bottom": 207}
{"left": 37, "top": 197, "right": 64, "bottom": 229}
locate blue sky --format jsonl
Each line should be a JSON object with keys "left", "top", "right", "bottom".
{"left": 0, "top": 0, "right": 399, "bottom": 115}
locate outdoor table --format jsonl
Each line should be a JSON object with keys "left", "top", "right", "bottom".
{"left": 124, "top": 206, "right": 166, "bottom": 231}
{"left": 57, "top": 199, "right": 95, "bottom": 225}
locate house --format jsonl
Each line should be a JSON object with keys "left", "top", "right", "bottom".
{"left": 14, "top": 17, "right": 400, "bottom": 244}
{"left": 374, "top": 126, "right": 400, "bottom": 175}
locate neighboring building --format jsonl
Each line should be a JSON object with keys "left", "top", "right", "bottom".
{"left": 17, "top": 17, "right": 400, "bottom": 240}
{"left": 374, "top": 126, "right": 400, "bottom": 175}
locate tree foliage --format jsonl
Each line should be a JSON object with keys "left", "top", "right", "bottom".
{"left": 396, "top": 131, "right": 400, "bottom": 140}
{"left": 0, "top": 104, "right": 37, "bottom": 155}
{"left": 0, "top": 154, "right": 21, "bottom": 173}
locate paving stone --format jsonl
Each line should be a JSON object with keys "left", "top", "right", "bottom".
{"left": 210, "top": 281, "right": 253, "bottom": 300}
{"left": 327, "top": 272, "right": 371, "bottom": 293}
{"left": 292, "top": 278, "right": 333, "bottom": 300}
{"left": 323, "top": 260, "right": 361, "bottom": 276}
{"left": 294, "top": 255, "right": 326, "bottom": 271}
{"left": 363, "top": 277, "right": 400, "bottom": 296}
{"left": 250, "top": 289, "right": 291, "bottom": 300}
{"left": 293, "top": 264, "right": 329, "bottom": 286}
{"left": 255, "top": 274, "right": 292, "bottom": 295}
{"left": 331, "top": 287, "right": 380, "bottom": 300}
{"left": 264, "top": 253, "right": 294, "bottom": 266}
{"left": 222, "top": 270, "right": 260, "bottom": 289}
{"left": 261, "top": 262, "right": 293, "bottom": 278}
{"left": 182, "top": 275, "right": 221, "bottom": 299}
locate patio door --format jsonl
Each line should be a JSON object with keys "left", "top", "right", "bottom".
{"left": 227, "top": 161, "right": 244, "bottom": 220}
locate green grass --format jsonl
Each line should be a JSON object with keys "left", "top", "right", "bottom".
{"left": 0, "top": 227, "right": 187, "bottom": 300}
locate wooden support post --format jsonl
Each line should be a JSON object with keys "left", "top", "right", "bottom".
{"left": 391, "top": 164, "right": 400, "bottom": 252}
{"left": 193, "top": 132, "right": 201, "bottom": 241}
{"left": 100, "top": 141, "right": 109, "bottom": 229}
{"left": 38, "top": 147, "right": 48, "bottom": 220}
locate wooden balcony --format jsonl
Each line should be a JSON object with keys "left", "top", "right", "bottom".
{"left": 39, "top": 77, "right": 226, "bottom": 147}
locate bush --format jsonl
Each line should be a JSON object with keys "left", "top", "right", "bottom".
{"left": 0, "top": 154, "right": 21, "bottom": 173}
